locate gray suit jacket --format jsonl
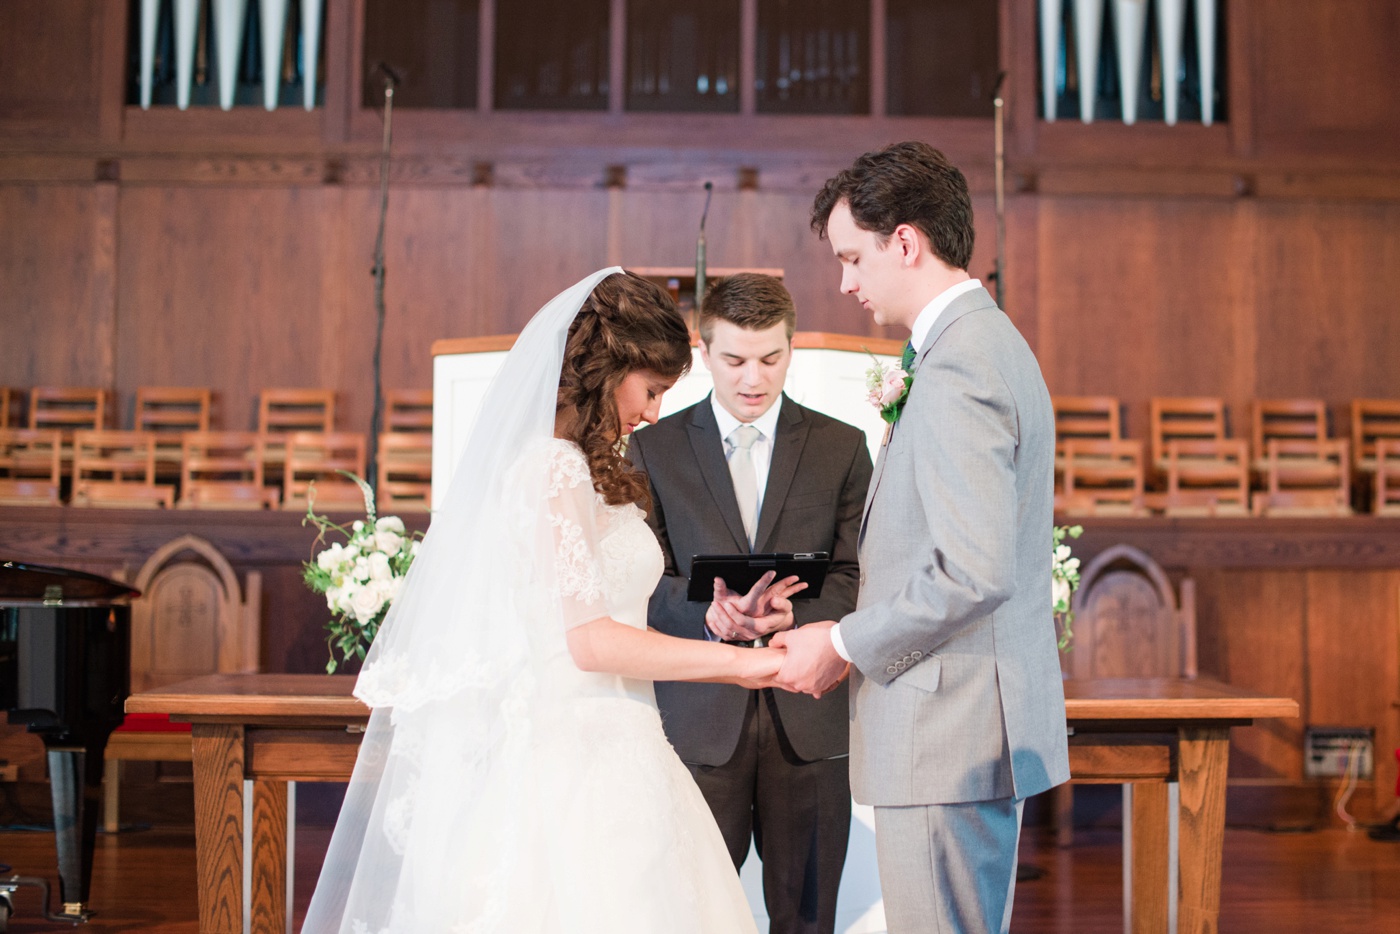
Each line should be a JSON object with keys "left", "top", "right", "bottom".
{"left": 841, "top": 286, "right": 1070, "bottom": 807}
{"left": 629, "top": 394, "right": 872, "bottom": 765}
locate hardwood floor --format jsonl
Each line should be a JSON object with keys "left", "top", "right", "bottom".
{"left": 0, "top": 822, "right": 1396, "bottom": 932}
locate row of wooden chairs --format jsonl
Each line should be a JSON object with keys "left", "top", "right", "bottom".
{"left": 0, "top": 429, "right": 431, "bottom": 513}
{"left": 0, "top": 386, "right": 432, "bottom": 437}
{"left": 1053, "top": 397, "right": 1400, "bottom": 517}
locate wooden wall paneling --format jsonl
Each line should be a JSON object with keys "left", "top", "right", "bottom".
{"left": 1252, "top": 200, "right": 1400, "bottom": 404}
{"left": 0, "top": 0, "right": 105, "bottom": 141}
{"left": 1001, "top": 192, "right": 1040, "bottom": 353}
{"left": 1251, "top": 0, "right": 1400, "bottom": 159}
{"left": 0, "top": 184, "right": 115, "bottom": 389}
{"left": 1225, "top": 0, "right": 1257, "bottom": 159}
{"left": 96, "top": 0, "right": 128, "bottom": 143}
{"left": 116, "top": 185, "right": 327, "bottom": 433}
{"left": 323, "top": 0, "right": 358, "bottom": 144}
{"left": 1192, "top": 568, "right": 1307, "bottom": 781}
{"left": 1304, "top": 569, "right": 1400, "bottom": 817}
{"left": 1035, "top": 196, "right": 1257, "bottom": 426}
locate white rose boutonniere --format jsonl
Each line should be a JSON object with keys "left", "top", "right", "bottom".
{"left": 864, "top": 355, "right": 913, "bottom": 425}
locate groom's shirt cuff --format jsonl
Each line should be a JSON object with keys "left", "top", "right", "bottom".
{"left": 830, "top": 623, "right": 852, "bottom": 662}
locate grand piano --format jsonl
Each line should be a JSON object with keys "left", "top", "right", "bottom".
{"left": 0, "top": 560, "right": 135, "bottom": 924}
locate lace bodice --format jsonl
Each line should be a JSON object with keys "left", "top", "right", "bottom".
{"left": 545, "top": 439, "right": 663, "bottom": 631}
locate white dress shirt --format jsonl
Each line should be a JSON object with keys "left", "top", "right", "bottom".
{"left": 830, "top": 279, "right": 983, "bottom": 663}
{"left": 711, "top": 392, "right": 783, "bottom": 520}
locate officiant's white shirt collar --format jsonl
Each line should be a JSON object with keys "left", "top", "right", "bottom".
{"left": 910, "top": 278, "right": 982, "bottom": 353}
{"left": 710, "top": 391, "right": 783, "bottom": 443}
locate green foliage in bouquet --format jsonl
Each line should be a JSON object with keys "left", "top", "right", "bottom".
{"left": 302, "top": 472, "right": 421, "bottom": 673}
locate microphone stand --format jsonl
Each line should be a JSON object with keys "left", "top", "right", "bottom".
{"left": 992, "top": 71, "right": 1008, "bottom": 310}
{"left": 694, "top": 181, "right": 713, "bottom": 330}
{"left": 366, "top": 63, "right": 399, "bottom": 498}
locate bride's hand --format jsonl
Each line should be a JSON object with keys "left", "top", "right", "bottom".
{"left": 732, "top": 646, "right": 785, "bottom": 690}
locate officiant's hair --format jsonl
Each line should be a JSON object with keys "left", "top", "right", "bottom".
{"left": 558, "top": 270, "right": 692, "bottom": 508}
{"left": 698, "top": 272, "right": 796, "bottom": 345}
{"left": 810, "top": 140, "right": 974, "bottom": 271}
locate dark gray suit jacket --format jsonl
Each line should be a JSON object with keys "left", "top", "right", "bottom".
{"left": 628, "top": 394, "right": 872, "bottom": 765}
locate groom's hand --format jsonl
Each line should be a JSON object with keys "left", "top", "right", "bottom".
{"left": 770, "top": 621, "right": 850, "bottom": 698}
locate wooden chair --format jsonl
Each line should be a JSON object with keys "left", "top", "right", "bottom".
{"left": 1251, "top": 438, "right": 1351, "bottom": 517}
{"left": 29, "top": 386, "right": 110, "bottom": 475}
{"left": 377, "top": 431, "right": 432, "bottom": 513}
{"left": 1351, "top": 399, "right": 1400, "bottom": 472}
{"left": 1250, "top": 399, "right": 1328, "bottom": 472}
{"left": 282, "top": 431, "right": 367, "bottom": 512}
{"left": 71, "top": 429, "right": 175, "bottom": 508}
{"left": 0, "top": 387, "right": 25, "bottom": 429}
{"left": 258, "top": 388, "right": 336, "bottom": 481}
{"left": 1056, "top": 545, "right": 1196, "bottom": 854}
{"left": 103, "top": 535, "right": 261, "bottom": 832}
{"left": 1147, "top": 438, "right": 1251, "bottom": 516}
{"left": 1148, "top": 396, "right": 1227, "bottom": 474}
{"left": 1375, "top": 439, "right": 1400, "bottom": 516}
{"left": 1055, "top": 438, "right": 1148, "bottom": 517}
{"left": 1054, "top": 396, "right": 1123, "bottom": 493}
{"left": 0, "top": 428, "right": 62, "bottom": 506}
{"left": 136, "top": 387, "right": 213, "bottom": 483}
{"left": 179, "top": 431, "right": 280, "bottom": 509}
{"left": 384, "top": 389, "right": 433, "bottom": 434}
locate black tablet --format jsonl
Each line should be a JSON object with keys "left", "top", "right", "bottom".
{"left": 686, "top": 552, "right": 830, "bottom": 602}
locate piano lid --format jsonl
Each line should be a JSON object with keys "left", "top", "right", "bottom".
{"left": 0, "top": 560, "right": 140, "bottom": 608}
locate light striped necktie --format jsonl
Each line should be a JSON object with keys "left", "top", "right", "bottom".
{"left": 727, "top": 424, "right": 761, "bottom": 548}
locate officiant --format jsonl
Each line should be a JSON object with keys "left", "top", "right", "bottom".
{"left": 629, "top": 273, "right": 872, "bottom": 934}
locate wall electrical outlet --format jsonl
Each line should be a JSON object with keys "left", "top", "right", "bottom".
{"left": 1304, "top": 726, "right": 1374, "bottom": 779}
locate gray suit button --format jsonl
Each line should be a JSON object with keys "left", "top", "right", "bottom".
{"left": 886, "top": 666, "right": 898, "bottom": 674}
{"left": 859, "top": 572, "right": 867, "bottom": 586}
{"left": 911, "top": 651, "right": 923, "bottom": 660}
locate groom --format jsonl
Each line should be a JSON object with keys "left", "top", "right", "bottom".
{"left": 772, "top": 142, "right": 1070, "bottom": 933}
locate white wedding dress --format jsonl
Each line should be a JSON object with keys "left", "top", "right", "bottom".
{"left": 470, "top": 439, "right": 758, "bottom": 932}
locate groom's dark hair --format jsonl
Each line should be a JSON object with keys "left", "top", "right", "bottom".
{"left": 698, "top": 273, "right": 796, "bottom": 345}
{"left": 810, "top": 140, "right": 974, "bottom": 271}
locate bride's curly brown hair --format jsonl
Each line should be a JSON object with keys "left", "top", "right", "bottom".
{"left": 557, "top": 271, "right": 693, "bottom": 509}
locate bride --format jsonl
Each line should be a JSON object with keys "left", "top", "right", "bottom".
{"left": 302, "top": 268, "right": 806, "bottom": 933}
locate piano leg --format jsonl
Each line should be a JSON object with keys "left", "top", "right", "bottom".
{"left": 46, "top": 746, "right": 102, "bottom": 921}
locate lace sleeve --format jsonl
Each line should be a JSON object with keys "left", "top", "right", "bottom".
{"left": 545, "top": 442, "right": 611, "bottom": 629}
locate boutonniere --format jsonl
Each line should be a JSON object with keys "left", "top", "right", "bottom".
{"left": 864, "top": 354, "right": 913, "bottom": 426}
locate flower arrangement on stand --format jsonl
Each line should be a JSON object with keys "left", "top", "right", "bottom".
{"left": 302, "top": 473, "right": 421, "bottom": 673}
{"left": 1053, "top": 524, "right": 1084, "bottom": 652}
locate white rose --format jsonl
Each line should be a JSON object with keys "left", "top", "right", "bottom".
{"left": 353, "top": 557, "right": 372, "bottom": 582}
{"left": 385, "top": 576, "right": 405, "bottom": 603}
{"left": 1052, "top": 577, "right": 1071, "bottom": 610}
{"left": 317, "top": 542, "right": 346, "bottom": 571}
{"left": 1055, "top": 544, "right": 1072, "bottom": 562}
{"left": 350, "top": 584, "right": 385, "bottom": 623}
{"left": 325, "top": 584, "right": 342, "bottom": 612}
{"left": 352, "top": 520, "right": 365, "bottom": 533}
{"left": 335, "top": 581, "right": 360, "bottom": 616}
{"left": 374, "top": 530, "right": 404, "bottom": 556}
{"left": 375, "top": 515, "right": 405, "bottom": 534}
{"left": 368, "top": 551, "right": 393, "bottom": 583}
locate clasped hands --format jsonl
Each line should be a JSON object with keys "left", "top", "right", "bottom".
{"left": 708, "top": 572, "right": 850, "bottom": 699}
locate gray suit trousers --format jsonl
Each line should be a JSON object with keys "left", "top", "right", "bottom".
{"left": 873, "top": 798, "right": 1024, "bottom": 934}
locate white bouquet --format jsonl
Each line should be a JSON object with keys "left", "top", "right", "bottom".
{"left": 1053, "top": 524, "right": 1083, "bottom": 652}
{"left": 302, "top": 474, "right": 421, "bottom": 672}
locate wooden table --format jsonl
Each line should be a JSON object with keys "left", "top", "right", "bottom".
{"left": 129, "top": 674, "right": 1296, "bottom": 934}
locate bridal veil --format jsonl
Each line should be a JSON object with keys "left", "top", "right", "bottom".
{"left": 301, "top": 267, "right": 623, "bottom": 933}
